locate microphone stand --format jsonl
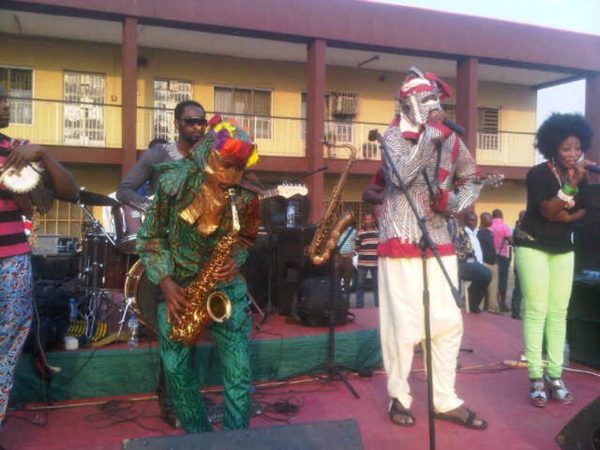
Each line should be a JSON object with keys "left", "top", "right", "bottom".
{"left": 285, "top": 165, "right": 327, "bottom": 184}
{"left": 371, "top": 129, "right": 462, "bottom": 450}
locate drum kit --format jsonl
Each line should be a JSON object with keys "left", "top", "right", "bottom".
{"left": 76, "top": 189, "right": 149, "bottom": 342}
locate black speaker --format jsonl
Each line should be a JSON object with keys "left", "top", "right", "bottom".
{"left": 575, "top": 183, "right": 600, "bottom": 272}
{"left": 122, "top": 419, "right": 363, "bottom": 450}
{"left": 272, "top": 225, "right": 325, "bottom": 315}
{"left": 297, "top": 276, "right": 350, "bottom": 327}
{"left": 240, "top": 232, "right": 271, "bottom": 309}
{"left": 555, "top": 396, "right": 600, "bottom": 450}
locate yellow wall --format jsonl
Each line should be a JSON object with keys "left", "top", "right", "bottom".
{"left": 475, "top": 180, "right": 527, "bottom": 227}
{"left": 2, "top": 36, "right": 538, "bottom": 156}
{"left": 1, "top": 35, "right": 124, "bottom": 147}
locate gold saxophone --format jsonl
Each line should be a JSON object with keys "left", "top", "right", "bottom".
{"left": 169, "top": 189, "right": 240, "bottom": 345}
{"left": 306, "top": 142, "right": 356, "bottom": 265}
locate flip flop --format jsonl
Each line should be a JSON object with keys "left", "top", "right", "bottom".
{"left": 435, "top": 407, "right": 487, "bottom": 430}
{"left": 389, "top": 398, "right": 416, "bottom": 427}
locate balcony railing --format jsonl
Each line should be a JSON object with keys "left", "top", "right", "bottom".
{"left": 3, "top": 98, "right": 536, "bottom": 167}
{"left": 476, "top": 131, "right": 536, "bottom": 167}
{"left": 3, "top": 98, "right": 123, "bottom": 148}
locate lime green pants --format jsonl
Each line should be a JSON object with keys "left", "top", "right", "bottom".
{"left": 157, "top": 277, "right": 251, "bottom": 433}
{"left": 515, "top": 246, "right": 573, "bottom": 379}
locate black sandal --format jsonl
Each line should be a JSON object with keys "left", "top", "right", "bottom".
{"left": 435, "top": 406, "right": 488, "bottom": 430}
{"left": 389, "top": 398, "right": 415, "bottom": 427}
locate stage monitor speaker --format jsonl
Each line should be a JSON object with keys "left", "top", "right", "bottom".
{"left": 555, "top": 396, "right": 600, "bottom": 450}
{"left": 122, "top": 418, "right": 363, "bottom": 450}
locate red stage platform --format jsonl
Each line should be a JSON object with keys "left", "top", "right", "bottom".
{"left": 2, "top": 309, "right": 599, "bottom": 450}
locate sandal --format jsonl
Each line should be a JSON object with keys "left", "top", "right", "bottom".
{"left": 435, "top": 406, "right": 487, "bottom": 430}
{"left": 530, "top": 379, "right": 547, "bottom": 408}
{"left": 388, "top": 398, "right": 415, "bottom": 427}
{"left": 544, "top": 375, "right": 573, "bottom": 404}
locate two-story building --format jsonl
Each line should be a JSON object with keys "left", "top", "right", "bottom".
{"left": 2, "top": 0, "right": 600, "bottom": 237}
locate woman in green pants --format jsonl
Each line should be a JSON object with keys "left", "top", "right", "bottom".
{"left": 514, "top": 113, "right": 595, "bottom": 407}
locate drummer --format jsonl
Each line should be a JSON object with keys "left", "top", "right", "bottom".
{"left": 117, "top": 100, "right": 207, "bottom": 212}
{"left": 116, "top": 100, "right": 207, "bottom": 428}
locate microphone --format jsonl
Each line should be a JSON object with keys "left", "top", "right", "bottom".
{"left": 442, "top": 118, "right": 465, "bottom": 136}
{"left": 585, "top": 164, "right": 600, "bottom": 175}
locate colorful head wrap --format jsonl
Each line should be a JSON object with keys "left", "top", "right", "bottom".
{"left": 206, "top": 115, "right": 259, "bottom": 168}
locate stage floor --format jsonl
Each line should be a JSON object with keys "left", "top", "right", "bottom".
{"left": 3, "top": 309, "right": 599, "bottom": 450}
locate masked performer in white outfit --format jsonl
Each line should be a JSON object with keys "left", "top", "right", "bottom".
{"left": 375, "top": 67, "right": 487, "bottom": 430}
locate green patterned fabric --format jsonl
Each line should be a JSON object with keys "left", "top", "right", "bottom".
{"left": 136, "top": 140, "right": 259, "bottom": 432}
{"left": 136, "top": 142, "right": 259, "bottom": 286}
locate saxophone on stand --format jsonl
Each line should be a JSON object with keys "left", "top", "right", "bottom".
{"left": 306, "top": 141, "right": 356, "bottom": 266}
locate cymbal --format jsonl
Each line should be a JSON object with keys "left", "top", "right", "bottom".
{"left": 78, "top": 189, "right": 119, "bottom": 207}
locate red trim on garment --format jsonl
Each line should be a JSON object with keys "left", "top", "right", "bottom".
{"left": 437, "top": 167, "right": 450, "bottom": 183}
{"left": 377, "top": 239, "right": 455, "bottom": 258}
{"left": 401, "top": 130, "right": 421, "bottom": 140}
{"left": 427, "top": 120, "right": 452, "bottom": 140}
{"left": 451, "top": 136, "right": 460, "bottom": 163}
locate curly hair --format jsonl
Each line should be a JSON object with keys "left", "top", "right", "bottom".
{"left": 535, "top": 113, "right": 594, "bottom": 160}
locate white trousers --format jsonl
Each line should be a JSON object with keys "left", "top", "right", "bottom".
{"left": 378, "top": 255, "right": 464, "bottom": 413}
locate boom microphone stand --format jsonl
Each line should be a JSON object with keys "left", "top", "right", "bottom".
{"left": 369, "top": 129, "right": 462, "bottom": 450}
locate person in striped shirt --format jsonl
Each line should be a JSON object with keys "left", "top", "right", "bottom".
{"left": 354, "top": 213, "right": 379, "bottom": 308}
{"left": 0, "top": 86, "right": 78, "bottom": 430}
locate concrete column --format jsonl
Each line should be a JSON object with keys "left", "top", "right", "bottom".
{"left": 455, "top": 58, "right": 479, "bottom": 158}
{"left": 306, "top": 39, "right": 326, "bottom": 223}
{"left": 585, "top": 74, "right": 600, "bottom": 167}
{"left": 121, "top": 17, "right": 138, "bottom": 177}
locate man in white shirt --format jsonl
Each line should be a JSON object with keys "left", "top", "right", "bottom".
{"left": 464, "top": 211, "right": 483, "bottom": 263}
{"left": 458, "top": 212, "right": 492, "bottom": 313}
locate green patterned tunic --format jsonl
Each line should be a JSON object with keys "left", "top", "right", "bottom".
{"left": 136, "top": 145, "right": 260, "bottom": 433}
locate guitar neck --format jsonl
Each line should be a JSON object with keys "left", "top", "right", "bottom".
{"left": 258, "top": 188, "right": 277, "bottom": 200}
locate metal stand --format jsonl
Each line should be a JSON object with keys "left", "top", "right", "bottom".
{"left": 295, "top": 231, "right": 360, "bottom": 399}
{"left": 78, "top": 202, "right": 115, "bottom": 344}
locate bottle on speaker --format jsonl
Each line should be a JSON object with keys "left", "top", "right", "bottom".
{"left": 68, "top": 297, "right": 78, "bottom": 322}
{"left": 128, "top": 314, "right": 139, "bottom": 349}
{"left": 286, "top": 202, "right": 296, "bottom": 228}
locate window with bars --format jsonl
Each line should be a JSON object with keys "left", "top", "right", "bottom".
{"left": 36, "top": 200, "right": 85, "bottom": 239}
{"left": 441, "top": 105, "right": 500, "bottom": 150}
{"left": 215, "top": 87, "right": 271, "bottom": 139}
{"left": 0, "top": 67, "right": 33, "bottom": 125}
{"left": 477, "top": 107, "right": 500, "bottom": 150}
{"left": 300, "top": 93, "right": 354, "bottom": 144}
{"left": 63, "top": 71, "right": 105, "bottom": 146}
{"left": 153, "top": 79, "right": 193, "bottom": 141}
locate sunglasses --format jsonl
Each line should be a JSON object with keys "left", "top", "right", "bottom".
{"left": 182, "top": 117, "right": 207, "bottom": 126}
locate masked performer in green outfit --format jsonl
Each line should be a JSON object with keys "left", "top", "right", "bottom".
{"left": 137, "top": 116, "right": 260, "bottom": 432}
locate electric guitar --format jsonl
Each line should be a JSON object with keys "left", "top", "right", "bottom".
{"left": 258, "top": 183, "right": 308, "bottom": 200}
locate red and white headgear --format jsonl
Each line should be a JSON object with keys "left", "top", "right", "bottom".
{"left": 394, "top": 67, "right": 452, "bottom": 138}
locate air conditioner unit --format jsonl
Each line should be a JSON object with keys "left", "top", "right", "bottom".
{"left": 331, "top": 93, "right": 358, "bottom": 116}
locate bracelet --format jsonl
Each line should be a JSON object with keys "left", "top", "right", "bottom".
{"left": 561, "top": 183, "right": 579, "bottom": 196}
{"left": 557, "top": 188, "right": 574, "bottom": 203}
